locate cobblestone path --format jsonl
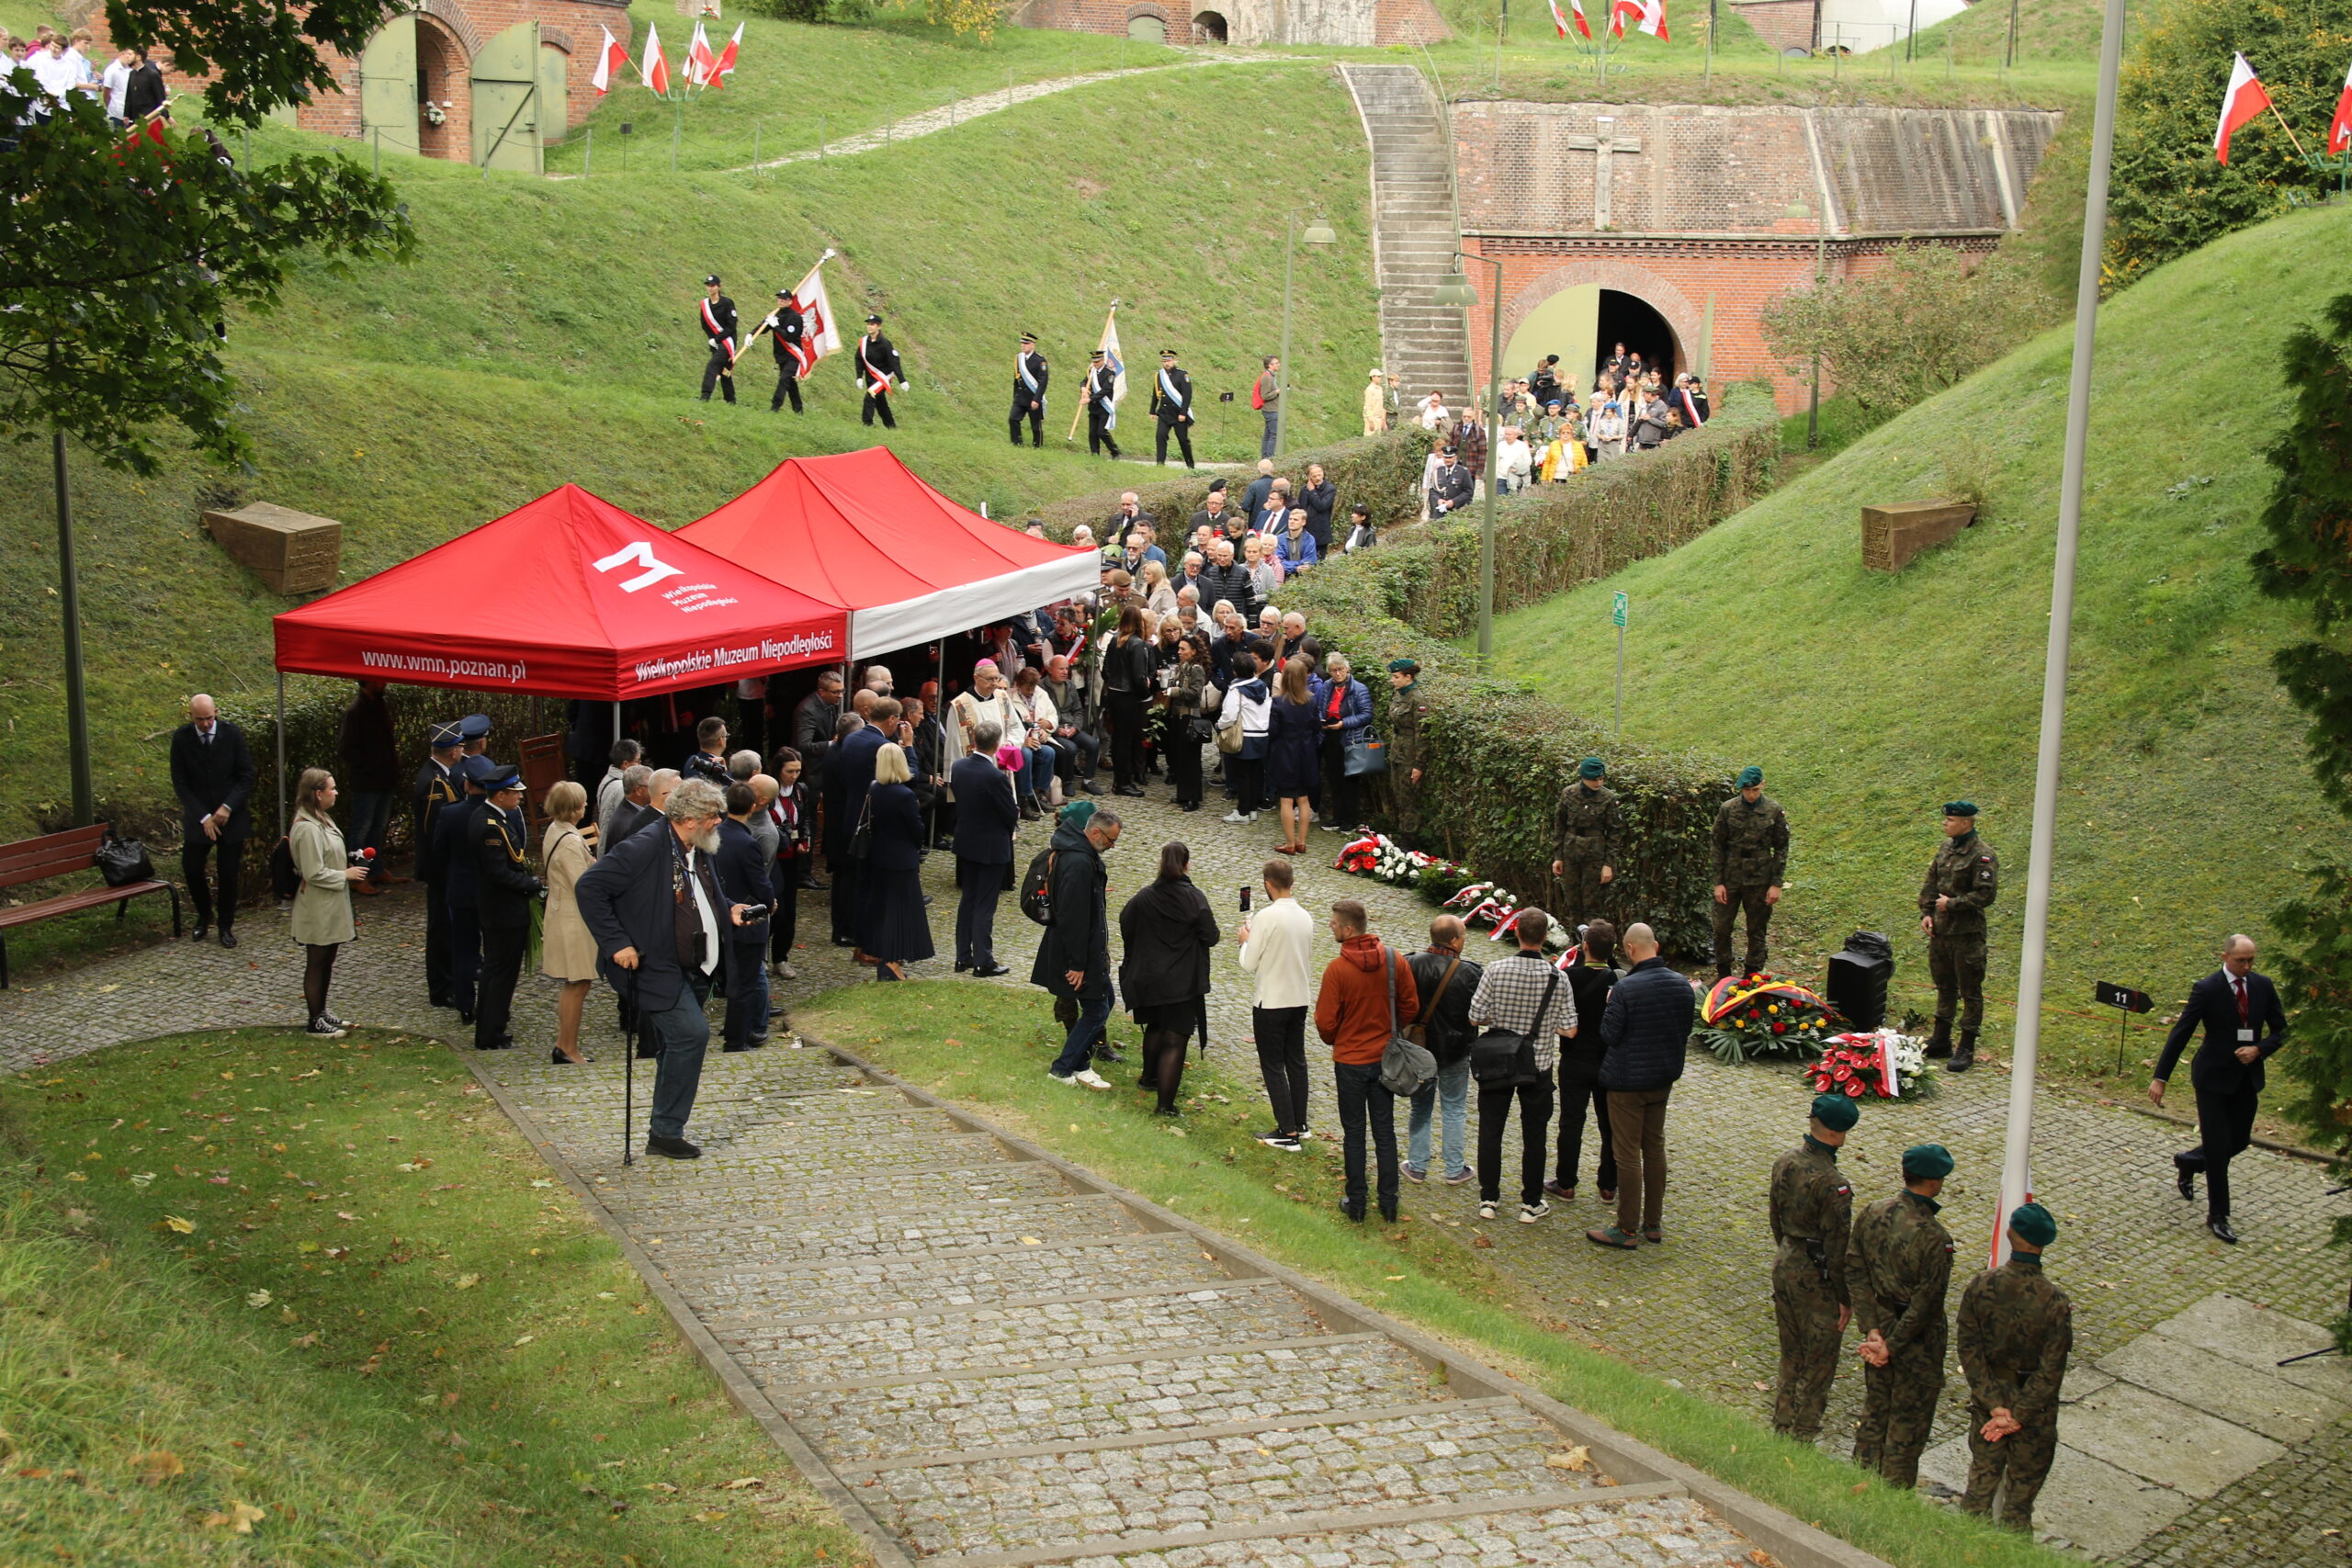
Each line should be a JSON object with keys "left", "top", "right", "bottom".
{"left": 4, "top": 779, "right": 2346, "bottom": 1562}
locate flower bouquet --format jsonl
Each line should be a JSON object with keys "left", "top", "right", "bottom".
{"left": 1334, "top": 831, "right": 1432, "bottom": 888}
{"left": 1812, "top": 1029, "right": 1936, "bottom": 1101}
{"left": 1695, "top": 972, "right": 1838, "bottom": 1064}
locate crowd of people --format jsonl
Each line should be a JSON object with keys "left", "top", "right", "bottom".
{"left": 2, "top": 24, "right": 166, "bottom": 129}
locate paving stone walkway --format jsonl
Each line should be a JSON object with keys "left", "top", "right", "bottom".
{"left": 4, "top": 779, "right": 2347, "bottom": 1562}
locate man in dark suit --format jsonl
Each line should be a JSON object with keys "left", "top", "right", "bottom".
{"left": 829, "top": 706, "right": 889, "bottom": 953}
{"left": 412, "top": 721, "right": 463, "bottom": 1005}
{"left": 431, "top": 755, "right": 495, "bottom": 1022}
{"left": 950, "top": 723, "right": 1020, "bottom": 977}
{"left": 716, "top": 783, "right": 778, "bottom": 1052}
{"left": 2150, "top": 933, "right": 2289, "bottom": 1244}
{"left": 574, "top": 776, "right": 757, "bottom": 1160}
{"left": 168, "top": 693, "right": 256, "bottom": 948}
{"left": 469, "top": 765, "right": 543, "bottom": 1052}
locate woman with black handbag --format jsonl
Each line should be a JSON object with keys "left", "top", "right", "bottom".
{"left": 1117, "top": 841, "right": 1220, "bottom": 1114}
{"left": 1313, "top": 653, "right": 1374, "bottom": 836}
{"left": 1167, "top": 633, "right": 1213, "bottom": 812}
{"left": 1100, "top": 605, "right": 1156, "bottom": 797}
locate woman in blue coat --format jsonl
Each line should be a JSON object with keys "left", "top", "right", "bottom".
{"left": 1313, "top": 652, "right": 1374, "bottom": 835}
{"left": 856, "top": 743, "right": 935, "bottom": 981}
{"left": 1263, "top": 656, "right": 1324, "bottom": 856}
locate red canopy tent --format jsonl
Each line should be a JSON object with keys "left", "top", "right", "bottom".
{"left": 676, "top": 447, "right": 1099, "bottom": 658}
{"left": 273, "top": 484, "right": 847, "bottom": 698}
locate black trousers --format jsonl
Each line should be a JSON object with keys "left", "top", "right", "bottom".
{"left": 723, "top": 937, "right": 769, "bottom": 1049}
{"left": 424, "top": 880, "right": 451, "bottom": 1004}
{"left": 181, "top": 835, "right": 243, "bottom": 929}
{"left": 1229, "top": 754, "right": 1264, "bottom": 815}
{"left": 1010, "top": 394, "right": 1043, "bottom": 446}
{"left": 1088, "top": 406, "right": 1121, "bottom": 457}
{"left": 1334, "top": 1059, "right": 1398, "bottom": 1213}
{"left": 955, "top": 858, "right": 1003, "bottom": 968}
{"left": 1169, "top": 730, "right": 1203, "bottom": 807}
{"left": 770, "top": 855, "right": 800, "bottom": 964}
{"left": 1555, "top": 1072, "right": 1616, "bottom": 1192}
{"left": 1253, "top": 1004, "right": 1310, "bottom": 1136}
{"left": 2178, "top": 1086, "right": 2262, "bottom": 1220}
{"left": 861, "top": 390, "right": 897, "bottom": 428}
{"left": 771, "top": 367, "right": 802, "bottom": 412}
{"left": 1319, "top": 731, "right": 1359, "bottom": 826}
{"left": 700, "top": 344, "right": 736, "bottom": 402}
{"left": 1106, "top": 693, "right": 1147, "bottom": 789}
{"left": 1155, "top": 416, "right": 1194, "bottom": 468}
{"left": 1478, "top": 1077, "right": 1555, "bottom": 1207}
{"left": 829, "top": 853, "right": 859, "bottom": 942}
{"left": 447, "top": 901, "right": 481, "bottom": 1014}
{"left": 475, "top": 923, "right": 526, "bottom": 1049}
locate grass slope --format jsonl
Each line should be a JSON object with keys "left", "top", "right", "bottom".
{"left": 0, "top": 58, "right": 1382, "bottom": 840}
{"left": 0, "top": 1028, "right": 865, "bottom": 1565}
{"left": 1484, "top": 202, "right": 2346, "bottom": 1079}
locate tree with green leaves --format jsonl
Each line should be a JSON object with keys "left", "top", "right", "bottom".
{"left": 2, "top": 0, "right": 413, "bottom": 821}
{"left": 2249, "top": 290, "right": 2352, "bottom": 1350}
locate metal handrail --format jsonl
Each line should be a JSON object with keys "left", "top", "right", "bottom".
{"left": 1412, "top": 41, "right": 1472, "bottom": 397}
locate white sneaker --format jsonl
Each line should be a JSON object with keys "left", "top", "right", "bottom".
{"left": 1050, "top": 1069, "right": 1080, "bottom": 1087}
{"left": 1074, "top": 1068, "right": 1113, "bottom": 1090}
{"left": 1221, "top": 809, "right": 1252, "bottom": 824}
{"left": 1520, "top": 1201, "right": 1551, "bottom": 1224}
{"left": 772, "top": 961, "right": 797, "bottom": 981}
{"left": 1477, "top": 1201, "right": 1497, "bottom": 1220}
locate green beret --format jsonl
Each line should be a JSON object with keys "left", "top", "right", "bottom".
{"left": 1578, "top": 757, "right": 1607, "bottom": 779}
{"left": 1943, "top": 800, "right": 1979, "bottom": 818}
{"left": 1736, "top": 766, "right": 1763, "bottom": 788}
{"left": 1057, "top": 799, "right": 1097, "bottom": 830}
{"left": 1902, "top": 1143, "right": 1954, "bottom": 1180}
{"left": 2008, "top": 1201, "right": 2057, "bottom": 1247}
{"left": 1387, "top": 658, "right": 1419, "bottom": 674}
{"left": 1810, "top": 1091, "right": 1860, "bottom": 1132}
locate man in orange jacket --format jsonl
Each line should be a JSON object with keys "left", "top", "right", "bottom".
{"left": 1316, "top": 898, "right": 1419, "bottom": 1224}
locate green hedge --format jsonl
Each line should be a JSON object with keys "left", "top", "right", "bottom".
{"left": 1039, "top": 386, "right": 1780, "bottom": 957}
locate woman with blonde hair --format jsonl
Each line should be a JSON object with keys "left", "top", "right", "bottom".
{"left": 539, "top": 779, "right": 597, "bottom": 1064}
{"left": 1263, "top": 656, "right": 1322, "bottom": 855}
{"left": 289, "top": 767, "right": 368, "bottom": 1038}
{"left": 1140, "top": 558, "right": 1179, "bottom": 618}
{"left": 856, "top": 743, "right": 935, "bottom": 981}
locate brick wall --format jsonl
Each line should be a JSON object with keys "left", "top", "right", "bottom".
{"left": 1726, "top": 0, "right": 1818, "bottom": 53}
{"left": 74, "top": 0, "right": 629, "bottom": 157}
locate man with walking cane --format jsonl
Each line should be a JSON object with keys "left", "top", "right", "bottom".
{"left": 574, "top": 778, "right": 759, "bottom": 1161}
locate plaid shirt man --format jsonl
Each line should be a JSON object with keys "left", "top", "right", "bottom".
{"left": 1466, "top": 950, "right": 1579, "bottom": 1073}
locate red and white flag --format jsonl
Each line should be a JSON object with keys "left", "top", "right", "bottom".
{"left": 2328, "top": 58, "right": 2352, "bottom": 155}
{"left": 686, "top": 21, "right": 717, "bottom": 85}
{"left": 591, "top": 24, "right": 629, "bottom": 96}
{"left": 713, "top": 22, "right": 742, "bottom": 87}
{"left": 782, "top": 250, "right": 842, "bottom": 378}
{"left": 1548, "top": 0, "right": 1591, "bottom": 38}
{"left": 2213, "top": 51, "right": 2271, "bottom": 164}
{"left": 640, "top": 23, "right": 671, "bottom": 97}
{"left": 1633, "top": 0, "right": 1668, "bottom": 39}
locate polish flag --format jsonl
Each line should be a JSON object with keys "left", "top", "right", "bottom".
{"left": 2328, "top": 58, "right": 2352, "bottom": 155}
{"left": 1634, "top": 0, "right": 1668, "bottom": 39}
{"left": 713, "top": 22, "right": 742, "bottom": 86}
{"left": 1548, "top": 0, "right": 1591, "bottom": 38}
{"left": 591, "top": 25, "right": 629, "bottom": 96}
{"left": 686, "top": 21, "right": 716, "bottom": 85}
{"left": 2213, "top": 52, "right": 2271, "bottom": 164}
{"left": 641, "top": 24, "right": 670, "bottom": 97}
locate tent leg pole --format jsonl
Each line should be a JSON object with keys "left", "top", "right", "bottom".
{"left": 276, "top": 672, "right": 288, "bottom": 841}
{"left": 613, "top": 701, "right": 621, "bottom": 748}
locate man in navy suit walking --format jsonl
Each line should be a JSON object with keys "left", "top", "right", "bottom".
{"left": 2148, "top": 933, "right": 2288, "bottom": 1245}
{"left": 950, "top": 722, "right": 1021, "bottom": 977}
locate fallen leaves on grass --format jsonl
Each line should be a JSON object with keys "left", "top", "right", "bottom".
{"left": 161, "top": 1215, "right": 195, "bottom": 1234}
{"left": 691, "top": 1509, "right": 729, "bottom": 1522}
{"left": 130, "top": 1450, "right": 185, "bottom": 1485}
{"left": 245, "top": 1290, "right": 272, "bottom": 1308}
{"left": 1546, "top": 1445, "right": 1592, "bottom": 1472}
{"left": 718, "top": 1477, "right": 764, "bottom": 1491}
{"left": 452, "top": 1273, "right": 480, "bottom": 1290}
{"left": 202, "top": 1500, "right": 266, "bottom": 1533}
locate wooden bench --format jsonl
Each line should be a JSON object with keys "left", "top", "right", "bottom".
{"left": 0, "top": 825, "right": 182, "bottom": 988}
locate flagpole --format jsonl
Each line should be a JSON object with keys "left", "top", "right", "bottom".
{"left": 1993, "top": 0, "right": 2127, "bottom": 1268}
{"left": 2266, "top": 100, "right": 2315, "bottom": 162}
{"left": 1067, "top": 302, "right": 1118, "bottom": 445}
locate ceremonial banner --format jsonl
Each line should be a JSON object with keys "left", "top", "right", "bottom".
{"left": 786, "top": 252, "right": 842, "bottom": 377}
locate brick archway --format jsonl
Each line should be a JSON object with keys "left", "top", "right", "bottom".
{"left": 412, "top": 0, "right": 489, "bottom": 59}
{"left": 1498, "top": 258, "right": 1704, "bottom": 374}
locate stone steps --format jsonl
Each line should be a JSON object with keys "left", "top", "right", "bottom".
{"left": 602, "top": 1161, "right": 1075, "bottom": 1221}
{"left": 1338, "top": 62, "right": 1471, "bottom": 406}
{"left": 638, "top": 1194, "right": 1148, "bottom": 1268}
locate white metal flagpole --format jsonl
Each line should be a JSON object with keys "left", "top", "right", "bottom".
{"left": 1992, "top": 0, "right": 2129, "bottom": 1267}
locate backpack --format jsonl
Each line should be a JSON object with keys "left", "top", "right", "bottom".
{"left": 269, "top": 835, "right": 300, "bottom": 901}
{"left": 1018, "top": 847, "right": 1057, "bottom": 926}
{"left": 1377, "top": 945, "right": 1440, "bottom": 1099}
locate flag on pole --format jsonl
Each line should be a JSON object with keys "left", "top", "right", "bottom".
{"left": 784, "top": 251, "right": 841, "bottom": 378}
{"left": 592, "top": 24, "right": 629, "bottom": 96}
{"left": 1098, "top": 306, "right": 1126, "bottom": 430}
{"left": 1549, "top": 0, "right": 1591, "bottom": 39}
{"left": 686, "top": 21, "right": 717, "bottom": 86}
{"left": 713, "top": 22, "right": 742, "bottom": 87}
{"left": 2213, "top": 52, "right": 2271, "bottom": 164}
{"left": 2329, "top": 58, "right": 2352, "bottom": 155}
{"left": 1634, "top": 0, "right": 1668, "bottom": 39}
{"left": 641, "top": 24, "right": 671, "bottom": 97}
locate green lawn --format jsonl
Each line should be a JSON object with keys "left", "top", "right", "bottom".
{"left": 799, "top": 980, "right": 2075, "bottom": 1568}
{"left": 1482, "top": 201, "right": 2349, "bottom": 1081}
{"left": 0, "top": 1028, "right": 868, "bottom": 1566}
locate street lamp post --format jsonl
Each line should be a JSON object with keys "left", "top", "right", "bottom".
{"left": 1273, "top": 213, "right": 1338, "bottom": 458}
{"left": 1432, "top": 253, "right": 1505, "bottom": 667}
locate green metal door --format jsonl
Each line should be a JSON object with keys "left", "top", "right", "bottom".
{"left": 358, "top": 15, "right": 418, "bottom": 158}
{"left": 537, "top": 41, "right": 567, "bottom": 148}
{"left": 471, "top": 20, "right": 541, "bottom": 174}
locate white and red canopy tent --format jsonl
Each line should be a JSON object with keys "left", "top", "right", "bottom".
{"left": 272, "top": 484, "right": 848, "bottom": 698}
{"left": 676, "top": 447, "right": 1099, "bottom": 658}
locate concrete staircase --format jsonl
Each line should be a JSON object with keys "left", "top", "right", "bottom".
{"left": 1339, "top": 62, "right": 1472, "bottom": 409}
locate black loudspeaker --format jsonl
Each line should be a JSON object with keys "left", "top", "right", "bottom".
{"left": 1826, "top": 930, "right": 1894, "bottom": 1032}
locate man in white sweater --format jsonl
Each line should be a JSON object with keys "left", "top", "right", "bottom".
{"left": 1238, "top": 857, "right": 1317, "bottom": 1149}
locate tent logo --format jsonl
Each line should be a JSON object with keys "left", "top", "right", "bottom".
{"left": 592, "top": 540, "right": 686, "bottom": 593}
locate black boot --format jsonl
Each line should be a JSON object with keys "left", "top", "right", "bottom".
{"left": 1377, "top": 1196, "right": 1399, "bottom": 1224}
{"left": 1339, "top": 1197, "right": 1367, "bottom": 1223}
{"left": 1947, "top": 1031, "right": 1977, "bottom": 1074}
{"left": 1925, "top": 1018, "right": 1953, "bottom": 1059}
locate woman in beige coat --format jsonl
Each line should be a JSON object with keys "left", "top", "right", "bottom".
{"left": 289, "top": 767, "right": 368, "bottom": 1039}
{"left": 539, "top": 779, "right": 598, "bottom": 1065}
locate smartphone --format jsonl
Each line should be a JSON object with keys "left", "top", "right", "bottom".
{"left": 1238, "top": 886, "right": 1252, "bottom": 913}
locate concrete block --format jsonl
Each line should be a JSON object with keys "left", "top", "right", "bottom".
{"left": 201, "top": 502, "right": 342, "bottom": 595}
{"left": 2061, "top": 1382, "right": 2284, "bottom": 1495}
{"left": 2095, "top": 1331, "right": 2345, "bottom": 1443}
{"left": 1917, "top": 1438, "right": 2194, "bottom": 1559}
{"left": 2148, "top": 1292, "right": 2352, "bottom": 1401}
{"left": 1860, "top": 501, "right": 1975, "bottom": 572}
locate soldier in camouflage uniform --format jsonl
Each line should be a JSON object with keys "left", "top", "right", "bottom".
{"left": 1711, "top": 764, "right": 1790, "bottom": 979}
{"left": 1385, "top": 660, "right": 1427, "bottom": 848}
{"left": 1919, "top": 800, "right": 1998, "bottom": 1074}
{"left": 1769, "top": 1091, "right": 1858, "bottom": 1440}
{"left": 1848, "top": 1143, "right": 1956, "bottom": 1488}
{"left": 1549, "top": 757, "right": 1624, "bottom": 931}
{"left": 1956, "top": 1202, "right": 2073, "bottom": 1531}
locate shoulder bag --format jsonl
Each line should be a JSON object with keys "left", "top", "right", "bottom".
{"left": 1404, "top": 952, "right": 1465, "bottom": 1055}
{"left": 1342, "top": 737, "right": 1388, "bottom": 777}
{"left": 846, "top": 790, "right": 875, "bottom": 861}
{"left": 1377, "top": 944, "right": 1440, "bottom": 1099}
{"left": 1470, "top": 964, "right": 1559, "bottom": 1088}
{"left": 95, "top": 824, "right": 154, "bottom": 886}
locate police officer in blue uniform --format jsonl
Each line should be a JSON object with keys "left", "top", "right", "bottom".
{"left": 470, "top": 763, "right": 543, "bottom": 1052}
{"left": 1010, "top": 331, "right": 1048, "bottom": 447}
{"left": 413, "top": 720, "right": 463, "bottom": 1006}
{"left": 431, "top": 754, "right": 496, "bottom": 1023}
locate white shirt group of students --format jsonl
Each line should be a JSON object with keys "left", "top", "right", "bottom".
{"left": 16, "top": 39, "right": 136, "bottom": 120}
